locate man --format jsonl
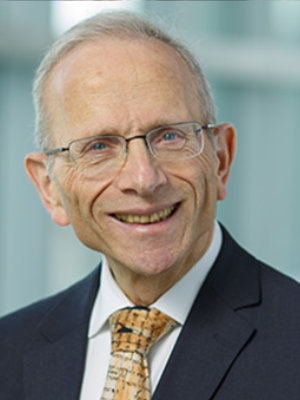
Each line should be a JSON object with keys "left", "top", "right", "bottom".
{"left": 0, "top": 11, "right": 299, "bottom": 400}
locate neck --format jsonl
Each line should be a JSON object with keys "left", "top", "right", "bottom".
{"left": 109, "top": 269, "right": 180, "bottom": 306}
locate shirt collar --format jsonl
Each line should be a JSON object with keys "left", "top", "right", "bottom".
{"left": 88, "top": 221, "right": 222, "bottom": 338}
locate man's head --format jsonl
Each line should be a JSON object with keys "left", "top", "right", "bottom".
{"left": 26, "top": 11, "right": 236, "bottom": 304}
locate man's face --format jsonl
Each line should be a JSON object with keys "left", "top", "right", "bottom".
{"left": 29, "top": 38, "right": 235, "bottom": 290}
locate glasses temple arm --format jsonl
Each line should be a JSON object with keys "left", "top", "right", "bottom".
{"left": 44, "top": 147, "right": 69, "bottom": 155}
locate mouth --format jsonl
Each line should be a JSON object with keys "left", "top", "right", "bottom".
{"left": 113, "top": 204, "right": 179, "bottom": 225}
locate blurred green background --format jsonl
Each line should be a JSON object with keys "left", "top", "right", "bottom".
{"left": 1, "top": 1, "right": 300, "bottom": 317}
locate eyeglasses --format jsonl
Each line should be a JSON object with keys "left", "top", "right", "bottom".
{"left": 44, "top": 122, "right": 215, "bottom": 178}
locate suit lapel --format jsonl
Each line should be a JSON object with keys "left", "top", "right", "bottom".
{"left": 23, "top": 267, "right": 100, "bottom": 400}
{"left": 153, "top": 285, "right": 255, "bottom": 400}
{"left": 154, "top": 227, "right": 260, "bottom": 400}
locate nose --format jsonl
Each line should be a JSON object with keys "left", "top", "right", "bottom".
{"left": 115, "top": 137, "right": 168, "bottom": 196}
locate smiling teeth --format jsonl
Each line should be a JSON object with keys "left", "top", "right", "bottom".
{"left": 115, "top": 205, "right": 176, "bottom": 224}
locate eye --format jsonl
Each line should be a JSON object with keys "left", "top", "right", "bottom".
{"left": 71, "top": 136, "right": 121, "bottom": 161}
{"left": 81, "top": 137, "right": 121, "bottom": 155}
{"left": 154, "top": 129, "right": 185, "bottom": 143}
{"left": 150, "top": 128, "right": 186, "bottom": 154}
{"left": 90, "top": 142, "right": 107, "bottom": 151}
{"left": 154, "top": 129, "right": 185, "bottom": 144}
{"left": 81, "top": 139, "right": 109, "bottom": 154}
{"left": 162, "top": 132, "right": 179, "bottom": 141}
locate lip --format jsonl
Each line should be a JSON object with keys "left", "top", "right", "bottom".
{"left": 108, "top": 202, "right": 182, "bottom": 232}
{"left": 109, "top": 202, "right": 181, "bottom": 217}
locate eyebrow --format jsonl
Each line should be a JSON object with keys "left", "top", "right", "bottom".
{"left": 81, "top": 119, "right": 184, "bottom": 138}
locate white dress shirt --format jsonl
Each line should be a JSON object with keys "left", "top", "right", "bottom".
{"left": 79, "top": 221, "right": 222, "bottom": 399}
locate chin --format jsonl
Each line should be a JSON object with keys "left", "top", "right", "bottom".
{"left": 127, "top": 249, "right": 180, "bottom": 278}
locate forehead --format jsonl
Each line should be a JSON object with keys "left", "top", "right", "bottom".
{"left": 44, "top": 37, "right": 201, "bottom": 143}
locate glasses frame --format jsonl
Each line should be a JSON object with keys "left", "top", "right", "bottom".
{"left": 44, "top": 121, "right": 217, "bottom": 174}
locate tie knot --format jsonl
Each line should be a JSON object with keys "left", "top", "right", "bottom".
{"left": 109, "top": 307, "right": 178, "bottom": 356}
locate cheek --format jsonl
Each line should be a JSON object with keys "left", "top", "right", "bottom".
{"left": 170, "top": 153, "right": 217, "bottom": 206}
{"left": 74, "top": 179, "right": 113, "bottom": 222}
{"left": 54, "top": 164, "right": 111, "bottom": 224}
{"left": 180, "top": 159, "right": 218, "bottom": 238}
{"left": 197, "top": 163, "right": 218, "bottom": 217}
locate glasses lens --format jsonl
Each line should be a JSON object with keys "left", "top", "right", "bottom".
{"left": 148, "top": 123, "right": 203, "bottom": 160}
{"left": 70, "top": 135, "right": 124, "bottom": 176}
{"left": 67, "top": 123, "right": 204, "bottom": 177}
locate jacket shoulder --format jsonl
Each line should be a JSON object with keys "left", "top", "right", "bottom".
{"left": 259, "top": 260, "right": 300, "bottom": 315}
{"left": 212, "top": 225, "right": 300, "bottom": 314}
{"left": 0, "top": 267, "right": 99, "bottom": 352}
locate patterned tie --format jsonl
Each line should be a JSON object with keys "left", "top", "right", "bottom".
{"left": 101, "top": 307, "right": 179, "bottom": 400}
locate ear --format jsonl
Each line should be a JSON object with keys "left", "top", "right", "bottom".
{"left": 212, "top": 123, "right": 237, "bottom": 201}
{"left": 25, "top": 152, "right": 70, "bottom": 226}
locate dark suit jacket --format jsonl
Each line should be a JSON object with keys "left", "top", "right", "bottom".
{"left": 0, "top": 227, "right": 300, "bottom": 399}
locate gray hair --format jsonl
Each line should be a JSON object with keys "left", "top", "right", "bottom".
{"left": 33, "top": 10, "right": 216, "bottom": 151}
